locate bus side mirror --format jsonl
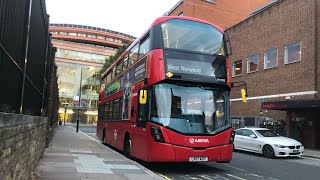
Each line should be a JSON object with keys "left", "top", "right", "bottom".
{"left": 139, "top": 90, "right": 147, "bottom": 104}
{"left": 241, "top": 89, "right": 247, "bottom": 103}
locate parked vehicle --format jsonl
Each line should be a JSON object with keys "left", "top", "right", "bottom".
{"left": 234, "top": 127, "right": 304, "bottom": 158}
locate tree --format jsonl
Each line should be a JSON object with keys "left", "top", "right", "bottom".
{"left": 99, "top": 44, "right": 129, "bottom": 76}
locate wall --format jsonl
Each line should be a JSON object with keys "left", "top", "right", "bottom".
{"left": 0, "top": 113, "right": 48, "bottom": 180}
{"left": 168, "top": 0, "right": 272, "bottom": 29}
{"left": 227, "top": 0, "right": 317, "bottom": 120}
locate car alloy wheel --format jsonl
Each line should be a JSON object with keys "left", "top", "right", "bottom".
{"left": 263, "top": 145, "right": 275, "bottom": 158}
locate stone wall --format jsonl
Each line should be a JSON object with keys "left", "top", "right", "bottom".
{"left": 0, "top": 113, "right": 49, "bottom": 180}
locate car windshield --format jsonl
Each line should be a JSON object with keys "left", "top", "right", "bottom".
{"left": 150, "top": 83, "right": 230, "bottom": 134}
{"left": 255, "top": 130, "right": 279, "bottom": 137}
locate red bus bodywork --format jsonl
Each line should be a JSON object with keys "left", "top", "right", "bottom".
{"left": 97, "top": 16, "right": 233, "bottom": 162}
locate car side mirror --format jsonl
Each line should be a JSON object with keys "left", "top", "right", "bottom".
{"left": 250, "top": 134, "right": 257, "bottom": 138}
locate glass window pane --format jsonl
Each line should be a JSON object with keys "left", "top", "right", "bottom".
{"left": 247, "top": 55, "right": 259, "bottom": 73}
{"left": 264, "top": 49, "right": 278, "bottom": 69}
{"left": 108, "top": 101, "right": 113, "bottom": 120}
{"left": 129, "top": 44, "right": 139, "bottom": 65}
{"left": 285, "top": 42, "right": 301, "bottom": 64}
{"left": 138, "top": 36, "right": 150, "bottom": 58}
{"left": 232, "top": 61, "right": 242, "bottom": 76}
{"left": 161, "top": 19, "right": 224, "bottom": 55}
{"left": 113, "top": 99, "right": 121, "bottom": 120}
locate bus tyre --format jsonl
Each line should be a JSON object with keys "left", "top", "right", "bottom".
{"left": 102, "top": 130, "right": 106, "bottom": 145}
{"left": 263, "top": 145, "right": 275, "bottom": 159}
{"left": 124, "top": 136, "right": 132, "bottom": 158}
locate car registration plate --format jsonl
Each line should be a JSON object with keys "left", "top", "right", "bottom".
{"left": 189, "top": 157, "right": 208, "bottom": 162}
{"left": 293, "top": 150, "right": 299, "bottom": 153}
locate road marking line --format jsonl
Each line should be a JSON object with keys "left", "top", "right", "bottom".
{"left": 248, "top": 174, "right": 264, "bottom": 178}
{"left": 156, "top": 173, "right": 172, "bottom": 180}
{"left": 199, "top": 175, "right": 213, "bottom": 180}
{"left": 269, "top": 178, "right": 279, "bottom": 180}
{"left": 226, "top": 174, "right": 246, "bottom": 180}
{"left": 224, "top": 164, "right": 245, "bottom": 171}
{"left": 214, "top": 174, "right": 230, "bottom": 180}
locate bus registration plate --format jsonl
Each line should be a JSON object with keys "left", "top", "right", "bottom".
{"left": 189, "top": 157, "right": 208, "bottom": 162}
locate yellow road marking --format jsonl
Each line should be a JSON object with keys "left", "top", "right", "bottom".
{"left": 156, "top": 173, "right": 172, "bottom": 180}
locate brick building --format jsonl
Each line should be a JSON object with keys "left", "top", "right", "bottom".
{"left": 165, "top": 0, "right": 272, "bottom": 29}
{"left": 227, "top": 0, "right": 320, "bottom": 148}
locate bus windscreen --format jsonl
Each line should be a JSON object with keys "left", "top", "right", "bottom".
{"left": 150, "top": 83, "right": 230, "bottom": 135}
{"left": 161, "top": 19, "right": 224, "bottom": 55}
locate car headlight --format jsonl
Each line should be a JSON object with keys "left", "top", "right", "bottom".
{"left": 274, "top": 144, "right": 286, "bottom": 148}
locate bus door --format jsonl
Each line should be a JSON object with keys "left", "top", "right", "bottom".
{"left": 131, "top": 89, "right": 149, "bottom": 160}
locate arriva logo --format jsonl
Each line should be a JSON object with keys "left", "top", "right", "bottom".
{"left": 189, "top": 138, "right": 209, "bottom": 144}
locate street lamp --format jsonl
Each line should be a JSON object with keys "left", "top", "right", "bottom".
{"left": 76, "top": 67, "right": 93, "bottom": 132}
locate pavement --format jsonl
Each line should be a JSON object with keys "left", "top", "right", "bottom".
{"left": 304, "top": 148, "right": 320, "bottom": 159}
{"left": 33, "top": 124, "right": 320, "bottom": 180}
{"left": 33, "top": 126, "right": 164, "bottom": 180}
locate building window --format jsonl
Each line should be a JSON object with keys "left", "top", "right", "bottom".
{"left": 285, "top": 41, "right": 301, "bottom": 64}
{"left": 247, "top": 55, "right": 259, "bottom": 73}
{"left": 87, "top": 34, "right": 96, "bottom": 38}
{"left": 78, "top": 33, "right": 86, "bottom": 37}
{"left": 264, "top": 49, "right": 278, "bottom": 69}
{"left": 97, "top": 36, "right": 105, "bottom": 40}
{"left": 232, "top": 61, "right": 242, "bottom": 77}
{"left": 68, "top": 32, "right": 77, "bottom": 36}
{"left": 178, "top": 12, "right": 183, "bottom": 16}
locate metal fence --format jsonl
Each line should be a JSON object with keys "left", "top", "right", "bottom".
{"left": 0, "top": 0, "right": 58, "bottom": 120}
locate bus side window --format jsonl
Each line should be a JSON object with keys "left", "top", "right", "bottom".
{"left": 104, "top": 102, "right": 109, "bottom": 121}
{"left": 123, "top": 54, "right": 129, "bottom": 68}
{"left": 112, "top": 66, "right": 116, "bottom": 78}
{"left": 137, "top": 89, "right": 149, "bottom": 128}
{"left": 106, "top": 72, "right": 112, "bottom": 83}
{"left": 116, "top": 60, "right": 123, "bottom": 75}
{"left": 129, "top": 43, "right": 139, "bottom": 66}
{"left": 108, "top": 101, "right": 113, "bottom": 121}
{"left": 113, "top": 99, "right": 121, "bottom": 121}
{"left": 138, "top": 34, "right": 150, "bottom": 59}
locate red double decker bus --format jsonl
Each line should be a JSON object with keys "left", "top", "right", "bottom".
{"left": 97, "top": 16, "right": 235, "bottom": 162}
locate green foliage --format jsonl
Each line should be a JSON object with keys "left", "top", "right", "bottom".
{"left": 99, "top": 44, "right": 129, "bottom": 76}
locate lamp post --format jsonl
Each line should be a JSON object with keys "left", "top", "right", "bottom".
{"left": 63, "top": 102, "right": 68, "bottom": 126}
{"left": 77, "top": 67, "right": 89, "bottom": 132}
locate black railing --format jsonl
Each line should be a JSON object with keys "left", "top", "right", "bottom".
{"left": 0, "top": 0, "right": 58, "bottom": 122}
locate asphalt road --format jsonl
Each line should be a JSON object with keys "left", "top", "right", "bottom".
{"left": 144, "top": 151, "right": 320, "bottom": 180}
{"left": 77, "top": 124, "right": 320, "bottom": 180}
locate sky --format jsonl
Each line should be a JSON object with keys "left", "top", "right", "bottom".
{"left": 46, "top": 0, "right": 181, "bottom": 38}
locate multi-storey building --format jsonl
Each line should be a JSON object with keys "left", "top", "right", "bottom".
{"left": 165, "top": 0, "right": 272, "bottom": 29}
{"left": 49, "top": 24, "right": 135, "bottom": 124}
{"left": 227, "top": 0, "right": 320, "bottom": 148}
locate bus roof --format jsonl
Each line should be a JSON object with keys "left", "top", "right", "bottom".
{"left": 101, "top": 16, "right": 224, "bottom": 78}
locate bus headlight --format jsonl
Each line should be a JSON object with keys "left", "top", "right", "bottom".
{"left": 229, "top": 130, "right": 235, "bottom": 143}
{"left": 150, "top": 126, "right": 165, "bottom": 143}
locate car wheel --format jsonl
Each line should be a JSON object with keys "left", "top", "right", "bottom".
{"left": 263, "top": 145, "right": 275, "bottom": 158}
{"left": 124, "top": 135, "right": 132, "bottom": 158}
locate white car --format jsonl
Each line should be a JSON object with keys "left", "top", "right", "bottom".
{"left": 234, "top": 127, "right": 304, "bottom": 158}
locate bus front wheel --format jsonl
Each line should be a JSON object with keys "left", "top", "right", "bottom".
{"left": 124, "top": 135, "right": 132, "bottom": 158}
{"left": 102, "top": 129, "right": 106, "bottom": 145}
